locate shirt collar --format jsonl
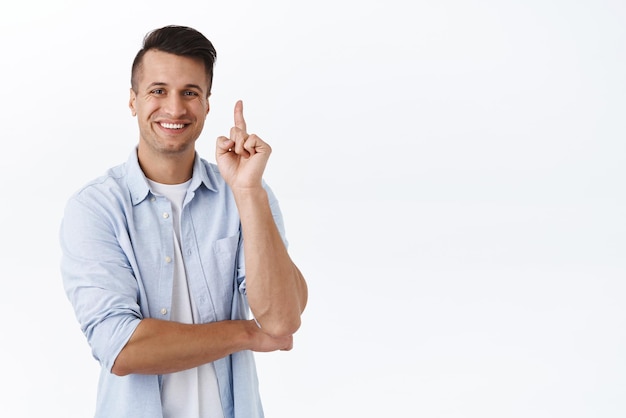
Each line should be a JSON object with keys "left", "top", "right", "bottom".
{"left": 126, "top": 148, "right": 218, "bottom": 206}
{"left": 189, "top": 150, "right": 219, "bottom": 194}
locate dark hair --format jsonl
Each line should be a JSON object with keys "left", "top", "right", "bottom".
{"left": 131, "top": 25, "right": 217, "bottom": 96}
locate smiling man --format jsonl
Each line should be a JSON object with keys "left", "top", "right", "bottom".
{"left": 130, "top": 48, "right": 210, "bottom": 182}
{"left": 60, "top": 25, "right": 307, "bottom": 418}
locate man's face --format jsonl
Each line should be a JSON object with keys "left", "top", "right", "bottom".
{"left": 129, "top": 49, "right": 210, "bottom": 157}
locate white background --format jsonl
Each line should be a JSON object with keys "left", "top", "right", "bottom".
{"left": 1, "top": 0, "right": 625, "bottom": 417}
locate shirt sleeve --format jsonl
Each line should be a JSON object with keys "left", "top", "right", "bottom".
{"left": 60, "top": 194, "right": 142, "bottom": 372}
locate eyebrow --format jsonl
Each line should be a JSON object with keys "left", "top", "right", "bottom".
{"left": 146, "top": 82, "right": 205, "bottom": 95}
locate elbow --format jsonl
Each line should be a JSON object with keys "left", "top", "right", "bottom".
{"left": 111, "top": 365, "right": 128, "bottom": 377}
{"left": 111, "top": 353, "right": 131, "bottom": 377}
{"left": 280, "top": 316, "right": 302, "bottom": 337}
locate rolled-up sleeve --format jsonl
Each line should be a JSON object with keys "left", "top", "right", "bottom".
{"left": 60, "top": 194, "right": 142, "bottom": 372}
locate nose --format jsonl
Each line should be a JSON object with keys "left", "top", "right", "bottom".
{"left": 163, "top": 93, "right": 187, "bottom": 117}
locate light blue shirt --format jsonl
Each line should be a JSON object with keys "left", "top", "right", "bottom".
{"left": 60, "top": 149, "right": 287, "bottom": 418}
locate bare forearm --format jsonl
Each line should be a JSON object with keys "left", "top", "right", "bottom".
{"left": 111, "top": 318, "right": 252, "bottom": 376}
{"left": 234, "top": 188, "right": 308, "bottom": 337}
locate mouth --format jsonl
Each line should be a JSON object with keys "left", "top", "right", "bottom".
{"left": 159, "top": 122, "right": 188, "bottom": 130}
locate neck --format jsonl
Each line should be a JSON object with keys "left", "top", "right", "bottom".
{"left": 137, "top": 145, "right": 194, "bottom": 185}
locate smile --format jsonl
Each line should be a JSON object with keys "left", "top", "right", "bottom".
{"left": 160, "top": 122, "right": 186, "bottom": 129}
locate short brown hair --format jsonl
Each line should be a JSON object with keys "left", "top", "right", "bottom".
{"left": 131, "top": 25, "right": 217, "bottom": 97}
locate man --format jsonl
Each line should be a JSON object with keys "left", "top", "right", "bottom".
{"left": 60, "top": 25, "right": 307, "bottom": 418}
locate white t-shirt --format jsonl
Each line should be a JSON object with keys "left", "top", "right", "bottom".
{"left": 148, "top": 179, "right": 225, "bottom": 418}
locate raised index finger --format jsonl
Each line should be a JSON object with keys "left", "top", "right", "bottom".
{"left": 234, "top": 100, "right": 247, "bottom": 133}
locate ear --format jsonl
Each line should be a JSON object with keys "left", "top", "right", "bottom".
{"left": 129, "top": 88, "right": 137, "bottom": 116}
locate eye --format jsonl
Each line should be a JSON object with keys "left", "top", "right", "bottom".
{"left": 151, "top": 89, "right": 165, "bottom": 95}
{"left": 183, "top": 91, "right": 199, "bottom": 97}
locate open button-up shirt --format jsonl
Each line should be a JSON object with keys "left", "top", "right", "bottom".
{"left": 60, "top": 149, "right": 287, "bottom": 418}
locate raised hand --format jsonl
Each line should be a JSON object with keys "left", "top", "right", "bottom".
{"left": 216, "top": 100, "right": 271, "bottom": 190}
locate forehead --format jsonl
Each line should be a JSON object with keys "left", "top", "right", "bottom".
{"left": 137, "top": 49, "right": 208, "bottom": 89}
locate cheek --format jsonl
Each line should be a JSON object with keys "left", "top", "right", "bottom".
{"left": 195, "top": 97, "right": 209, "bottom": 111}
{"left": 137, "top": 102, "right": 159, "bottom": 119}
{"left": 194, "top": 102, "right": 210, "bottom": 119}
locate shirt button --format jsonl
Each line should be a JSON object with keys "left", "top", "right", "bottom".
{"left": 165, "top": 256, "right": 172, "bottom": 263}
{"left": 160, "top": 308, "right": 167, "bottom": 315}
{"left": 163, "top": 212, "right": 170, "bottom": 219}
{"left": 150, "top": 197, "right": 156, "bottom": 202}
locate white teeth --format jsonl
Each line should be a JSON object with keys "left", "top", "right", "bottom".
{"left": 161, "top": 122, "right": 185, "bottom": 129}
